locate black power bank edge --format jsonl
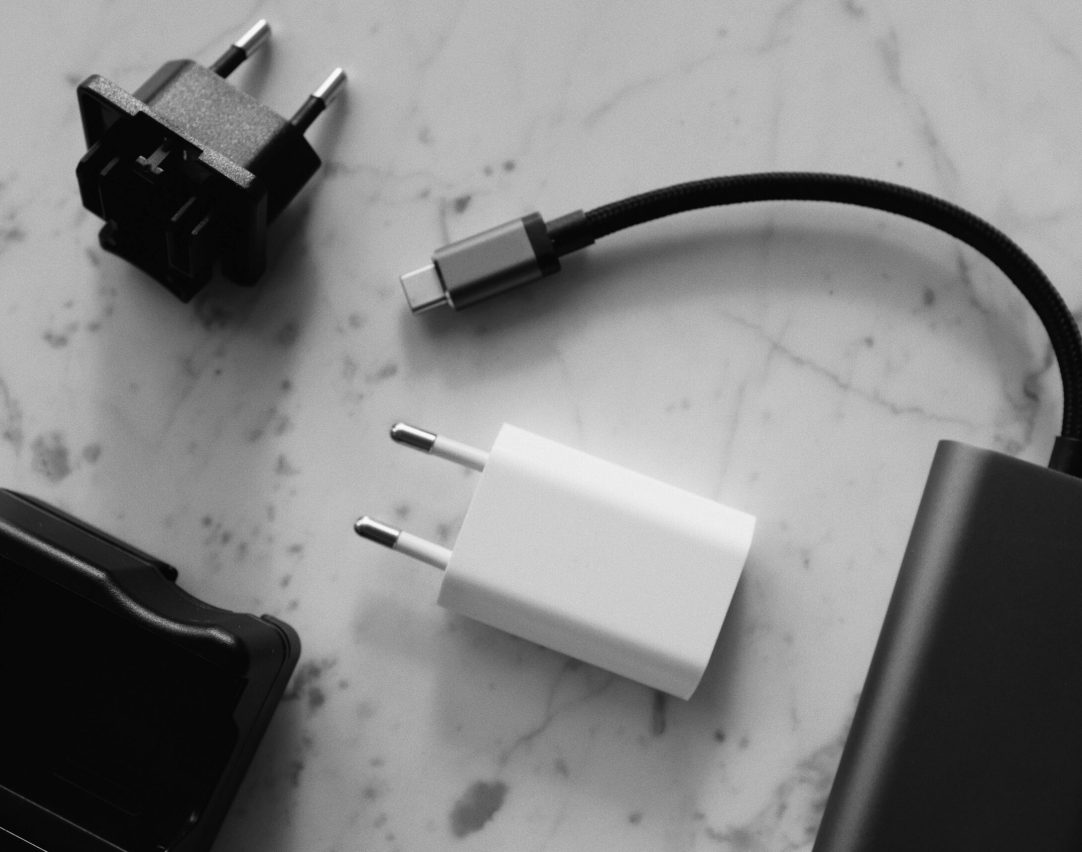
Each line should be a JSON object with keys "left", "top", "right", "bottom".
{"left": 0, "top": 489, "right": 300, "bottom": 852}
{"left": 814, "top": 441, "right": 1082, "bottom": 850}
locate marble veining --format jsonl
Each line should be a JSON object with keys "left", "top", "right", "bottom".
{"left": 3, "top": 1, "right": 1082, "bottom": 849}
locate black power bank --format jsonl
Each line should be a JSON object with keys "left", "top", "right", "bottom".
{"left": 814, "top": 441, "right": 1082, "bottom": 850}
{"left": 0, "top": 489, "right": 300, "bottom": 852}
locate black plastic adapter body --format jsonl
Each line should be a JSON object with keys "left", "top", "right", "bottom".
{"left": 814, "top": 441, "right": 1082, "bottom": 850}
{"left": 76, "top": 59, "right": 321, "bottom": 301}
{"left": 0, "top": 490, "right": 300, "bottom": 852}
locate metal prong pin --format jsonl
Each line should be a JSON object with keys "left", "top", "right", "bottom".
{"left": 354, "top": 517, "right": 451, "bottom": 570}
{"left": 209, "top": 19, "right": 271, "bottom": 78}
{"left": 289, "top": 67, "right": 348, "bottom": 132}
{"left": 390, "top": 423, "right": 488, "bottom": 472}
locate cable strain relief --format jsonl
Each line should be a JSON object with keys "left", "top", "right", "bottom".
{"left": 546, "top": 210, "right": 595, "bottom": 257}
{"left": 522, "top": 211, "right": 560, "bottom": 276}
{"left": 1049, "top": 435, "right": 1082, "bottom": 478}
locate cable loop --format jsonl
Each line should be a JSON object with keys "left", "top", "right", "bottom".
{"left": 558, "top": 173, "right": 1082, "bottom": 443}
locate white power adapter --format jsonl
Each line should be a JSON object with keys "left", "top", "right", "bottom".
{"left": 355, "top": 423, "right": 755, "bottom": 699}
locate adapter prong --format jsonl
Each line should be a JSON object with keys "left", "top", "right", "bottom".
{"left": 313, "top": 67, "right": 348, "bottom": 105}
{"left": 391, "top": 422, "right": 489, "bottom": 472}
{"left": 210, "top": 20, "right": 271, "bottom": 78}
{"left": 289, "top": 68, "right": 348, "bottom": 133}
{"left": 390, "top": 423, "right": 437, "bottom": 452}
{"left": 354, "top": 516, "right": 451, "bottom": 570}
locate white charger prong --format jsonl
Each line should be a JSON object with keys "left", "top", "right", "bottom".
{"left": 390, "top": 422, "right": 488, "bottom": 472}
{"left": 354, "top": 517, "right": 451, "bottom": 570}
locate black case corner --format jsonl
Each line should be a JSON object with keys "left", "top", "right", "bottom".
{"left": 0, "top": 489, "right": 300, "bottom": 852}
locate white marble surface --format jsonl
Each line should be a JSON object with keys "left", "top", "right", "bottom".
{"left": 3, "top": 1, "right": 1082, "bottom": 849}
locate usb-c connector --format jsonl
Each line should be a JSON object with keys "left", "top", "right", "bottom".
{"left": 399, "top": 211, "right": 573, "bottom": 313}
{"left": 399, "top": 264, "right": 449, "bottom": 314}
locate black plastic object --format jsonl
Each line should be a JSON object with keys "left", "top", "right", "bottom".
{"left": 75, "top": 25, "right": 334, "bottom": 301}
{"left": 0, "top": 489, "right": 299, "bottom": 852}
{"left": 813, "top": 441, "right": 1082, "bottom": 850}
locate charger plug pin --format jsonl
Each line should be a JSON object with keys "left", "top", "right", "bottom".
{"left": 290, "top": 67, "right": 348, "bottom": 132}
{"left": 390, "top": 422, "right": 489, "bottom": 472}
{"left": 355, "top": 425, "right": 489, "bottom": 568}
{"left": 209, "top": 19, "right": 271, "bottom": 77}
{"left": 354, "top": 517, "right": 451, "bottom": 570}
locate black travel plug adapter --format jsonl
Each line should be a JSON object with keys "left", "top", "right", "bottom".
{"left": 0, "top": 489, "right": 299, "bottom": 852}
{"left": 75, "top": 20, "right": 345, "bottom": 301}
{"left": 813, "top": 441, "right": 1082, "bottom": 850}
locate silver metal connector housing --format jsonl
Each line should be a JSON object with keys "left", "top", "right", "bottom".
{"left": 399, "top": 212, "right": 560, "bottom": 313}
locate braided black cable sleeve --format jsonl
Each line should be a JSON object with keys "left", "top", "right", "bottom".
{"left": 549, "top": 173, "right": 1082, "bottom": 445}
